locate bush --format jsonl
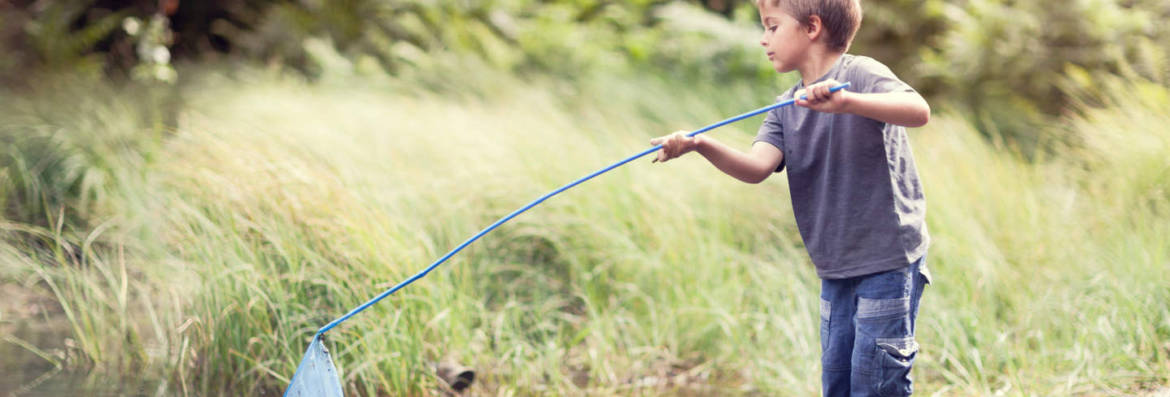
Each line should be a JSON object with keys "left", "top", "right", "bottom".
{"left": 3, "top": 0, "right": 1169, "bottom": 149}
{"left": 917, "top": 0, "right": 1170, "bottom": 147}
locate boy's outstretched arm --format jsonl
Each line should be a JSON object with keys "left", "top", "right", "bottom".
{"left": 798, "top": 79, "right": 931, "bottom": 128}
{"left": 651, "top": 132, "right": 783, "bottom": 184}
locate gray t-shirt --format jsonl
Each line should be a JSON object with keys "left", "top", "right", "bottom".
{"left": 754, "top": 54, "right": 929, "bottom": 279}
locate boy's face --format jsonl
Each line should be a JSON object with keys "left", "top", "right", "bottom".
{"left": 758, "top": 4, "right": 811, "bottom": 74}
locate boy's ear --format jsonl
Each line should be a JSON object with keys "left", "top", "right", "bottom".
{"left": 805, "top": 14, "right": 823, "bottom": 41}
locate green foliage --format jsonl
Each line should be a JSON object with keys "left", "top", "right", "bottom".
{"left": 850, "top": 0, "right": 950, "bottom": 93}
{"left": 915, "top": 0, "right": 1170, "bottom": 147}
{"left": 5, "top": 0, "right": 1170, "bottom": 148}
{"left": 168, "top": 0, "right": 1170, "bottom": 147}
{"left": 0, "top": 1, "right": 122, "bottom": 79}
{"left": 0, "top": 0, "right": 178, "bottom": 84}
{"left": 215, "top": 0, "right": 769, "bottom": 83}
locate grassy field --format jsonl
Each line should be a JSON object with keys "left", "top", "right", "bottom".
{"left": 1, "top": 61, "right": 1167, "bottom": 395}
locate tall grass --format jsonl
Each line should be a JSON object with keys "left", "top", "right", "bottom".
{"left": 1, "top": 62, "right": 1167, "bottom": 395}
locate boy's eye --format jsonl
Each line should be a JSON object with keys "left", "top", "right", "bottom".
{"left": 768, "top": 26, "right": 778, "bottom": 32}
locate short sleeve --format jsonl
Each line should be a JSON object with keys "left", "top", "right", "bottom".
{"left": 753, "top": 108, "right": 786, "bottom": 172}
{"left": 850, "top": 56, "right": 915, "bottom": 95}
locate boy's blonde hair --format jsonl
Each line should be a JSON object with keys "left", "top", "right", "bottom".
{"left": 757, "top": 0, "right": 862, "bottom": 53}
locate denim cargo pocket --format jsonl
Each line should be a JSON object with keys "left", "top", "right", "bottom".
{"left": 918, "top": 263, "right": 933, "bottom": 285}
{"left": 857, "top": 297, "right": 914, "bottom": 392}
{"left": 874, "top": 336, "right": 917, "bottom": 396}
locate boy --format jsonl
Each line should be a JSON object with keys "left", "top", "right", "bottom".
{"left": 651, "top": 0, "right": 932, "bottom": 395}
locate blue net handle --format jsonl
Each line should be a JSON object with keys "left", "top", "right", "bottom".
{"left": 314, "top": 82, "right": 851, "bottom": 336}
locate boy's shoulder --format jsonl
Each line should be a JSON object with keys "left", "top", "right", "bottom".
{"left": 843, "top": 54, "right": 899, "bottom": 78}
{"left": 841, "top": 54, "right": 887, "bottom": 70}
{"left": 775, "top": 54, "right": 904, "bottom": 101}
{"left": 838, "top": 54, "right": 915, "bottom": 95}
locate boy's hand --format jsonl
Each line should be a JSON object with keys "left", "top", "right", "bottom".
{"left": 650, "top": 130, "right": 700, "bottom": 163}
{"left": 796, "top": 79, "right": 851, "bottom": 114}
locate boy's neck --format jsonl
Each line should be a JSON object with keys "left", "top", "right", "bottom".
{"left": 798, "top": 47, "right": 845, "bottom": 87}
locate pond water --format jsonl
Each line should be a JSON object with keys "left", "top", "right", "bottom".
{"left": 0, "top": 284, "right": 163, "bottom": 396}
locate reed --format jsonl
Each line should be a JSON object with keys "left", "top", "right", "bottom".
{"left": 1, "top": 65, "right": 1166, "bottom": 395}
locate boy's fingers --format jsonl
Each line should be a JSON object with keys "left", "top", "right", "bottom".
{"left": 655, "top": 139, "right": 673, "bottom": 163}
{"left": 652, "top": 130, "right": 693, "bottom": 164}
{"left": 651, "top": 136, "right": 666, "bottom": 163}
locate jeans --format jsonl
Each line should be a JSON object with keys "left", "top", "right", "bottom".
{"left": 820, "top": 256, "right": 930, "bottom": 397}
